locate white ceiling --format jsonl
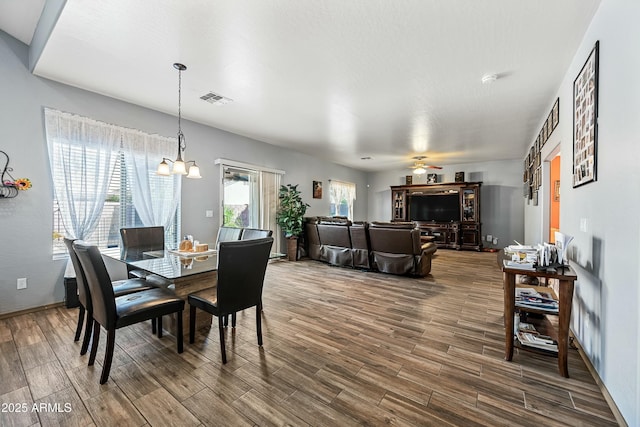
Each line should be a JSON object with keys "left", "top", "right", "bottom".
{"left": 1, "top": 0, "right": 600, "bottom": 172}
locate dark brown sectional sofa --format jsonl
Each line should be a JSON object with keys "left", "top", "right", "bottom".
{"left": 303, "top": 217, "right": 437, "bottom": 276}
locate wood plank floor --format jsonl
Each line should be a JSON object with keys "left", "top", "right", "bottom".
{"left": 0, "top": 250, "right": 619, "bottom": 426}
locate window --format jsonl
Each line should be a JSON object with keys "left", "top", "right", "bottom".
{"left": 46, "top": 108, "right": 181, "bottom": 257}
{"left": 329, "top": 180, "right": 356, "bottom": 219}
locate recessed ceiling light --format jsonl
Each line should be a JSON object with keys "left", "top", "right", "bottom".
{"left": 481, "top": 74, "right": 498, "bottom": 84}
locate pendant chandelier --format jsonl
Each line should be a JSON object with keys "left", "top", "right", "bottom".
{"left": 157, "top": 63, "right": 202, "bottom": 179}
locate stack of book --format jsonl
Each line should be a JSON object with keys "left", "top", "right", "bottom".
{"left": 504, "top": 245, "right": 538, "bottom": 270}
{"left": 503, "top": 259, "right": 535, "bottom": 270}
{"left": 516, "top": 322, "right": 558, "bottom": 353}
{"left": 515, "top": 288, "right": 559, "bottom": 312}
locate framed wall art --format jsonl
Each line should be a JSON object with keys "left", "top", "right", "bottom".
{"left": 313, "top": 180, "right": 323, "bottom": 199}
{"left": 573, "top": 41, "right": 599, "bottom": 187}
{"left": 552, "top": 98, "right": 560, "bottom": 128}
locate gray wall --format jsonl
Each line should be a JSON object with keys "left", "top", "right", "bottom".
{"left": 0, "top": 31, "right": 367, "bottom": 314}
{"left": 367, "top": 159, "right": 524, "bottom": 247}
{"left": 523, "top": 1, "right": 640, "bottom": 424}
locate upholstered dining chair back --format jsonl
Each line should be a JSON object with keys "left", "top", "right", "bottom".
{"left": 72, "top": 242, "right": 118, "bottom": 330}
{"left": 217, "top": 237, "right": 274, "bottom": 314}
{"left": 120, "top": 226, "right": 165, "bottom": 251}
{"left": 64, "top": 237, "right": 92, "bottom": 312}
{"left": 216, "top": 226, "right": 243, "bottom": 244}
{"left": 240, "top": 228, "right": 273, "bottom": 240}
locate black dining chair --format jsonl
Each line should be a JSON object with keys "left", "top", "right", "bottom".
{"left": 119, "top": 226, "right": 171, "bottom": 287}
{"left": 73, "top": 240, "right": 185, "bottom": 384}
{"left": 64, "top": 238, "right": 154, "bottom": 355}
{"left": 188, "top": 237, "right": 273, "bottom": 364}
{"left": 215, "top": 226, "right": 242, "bottom": 246}
{"left": 240, "top": 228, "right": 273, "bottom": 240}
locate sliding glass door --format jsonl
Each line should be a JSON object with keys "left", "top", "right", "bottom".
{"left": 219, "top": 162, "right": 282, "bottom": 251}
{"left": 222, "top": 167, "right": 259, "bottom": 227}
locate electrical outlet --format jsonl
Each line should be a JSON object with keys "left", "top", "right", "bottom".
{"left": 17, "top": 278, "right": 27, "bottom": 290}
{"left": 486, "top": 234, "right": 493, "bottom": 242}
{"left": 482, "top": 235, "right": 486, "bottom": 241}
{"left": 493, "top": 237, "right": 499, "bottom": 245}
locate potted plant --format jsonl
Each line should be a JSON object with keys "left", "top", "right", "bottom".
{"left": 276, "top": 184, "right": 310, "bottom": 261}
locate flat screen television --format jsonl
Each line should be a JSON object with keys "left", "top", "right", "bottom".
{"left": 409, "top": 194, "right": 460, "bottom": 222}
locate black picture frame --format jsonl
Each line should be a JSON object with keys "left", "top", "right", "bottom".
{"left": 573, "top": 41, "right": 599, "bottom": 188}
{"left": 427, "top": 173, "right": 437, "bottom": 184}
{"left": 552, "top": 97, "right": 560, "bottom": 128}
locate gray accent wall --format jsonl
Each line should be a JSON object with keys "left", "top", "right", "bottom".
{"left": 0, "top": 30, "right": 367, "bottom": 314}
{"left": 367, "top": 159, "right": 524, "bottom": 247}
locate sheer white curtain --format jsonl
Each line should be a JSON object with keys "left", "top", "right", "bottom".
{"left": 121, "top": 129, "right": 181, "bottom": 229}
{"left": 329, "top": 179, "right": 357, "bottom": 219}
{"left": 260, "top": 171, "right": 282, "bottom": 251}
{"left": 45, "top": 108, "right": 120, "bottom": 239}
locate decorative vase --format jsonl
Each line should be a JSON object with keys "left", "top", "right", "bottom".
{"left": 287, "top": 236, "right": 298, "bottom": 261}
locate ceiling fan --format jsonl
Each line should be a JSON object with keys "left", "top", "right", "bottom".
{"left": 410, "top": 156, "right": 442, "bottom": 175}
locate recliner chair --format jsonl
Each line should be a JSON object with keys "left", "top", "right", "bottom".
{"left": 367, "top": 221, "right": 437, "bottom": 276}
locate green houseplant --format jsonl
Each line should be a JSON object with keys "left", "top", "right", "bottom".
{"left": 276, "top": 184, "right": 309, "bottom": 261}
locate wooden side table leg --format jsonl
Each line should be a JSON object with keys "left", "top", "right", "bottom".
{"left": 557, "top": 279, "right": 575, "bottom": 378}
{"left": 503, "top": 271, "right": 516, "bottom": 361}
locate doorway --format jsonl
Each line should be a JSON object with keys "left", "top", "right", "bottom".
{"left": 549, "top": 154, "right": 561, "bottom": 243}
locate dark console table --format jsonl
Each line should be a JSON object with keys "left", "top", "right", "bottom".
{"left": 500, "top": 251, "right": 577, "bottom": 377}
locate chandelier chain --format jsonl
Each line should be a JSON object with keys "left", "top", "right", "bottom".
{"left": 177, "top": 67, "right": 185, "bottom": 150}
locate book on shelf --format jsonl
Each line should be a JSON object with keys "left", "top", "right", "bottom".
{"left": 515, "top": 288, "right": 559, "bottom": 312}
{"left": 503, "top": 259, "right": 535, "bottom": 270}
{"left": 516, "top": 331, "right": 558, "bottom": 352}
{"left": 517, "top": 322, "right": 538, "bottom": 333}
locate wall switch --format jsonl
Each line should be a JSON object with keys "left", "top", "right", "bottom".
{"left": 17, "top": 278, "right": 27, "bottom": 289}
{"left": 205, "top": 210, "right": 214, "bottom": 218}
{"left": 482, "top": 235, "right": 486, "bottom": 241}
{"left": 493, "top": 237, "right": 499, "bottom": 245}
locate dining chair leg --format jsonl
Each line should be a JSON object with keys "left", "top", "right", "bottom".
{"left": 177, "top": 311, "right": 183, "bottom": 354}
{"left": 256, "top": 306, "right": 263, "bottom": 346}
{"left": 100, "top": 329, "right": 116, "bottom": 385}
{"left": 157, "top": 316, "right": 163, "bottom": 338}
{"left": 231, "top": 313, "right": 237, "bottom": 328}
{"left": 88, "top": 320, "right": 100, "bottom": 366}
{"left": 74, "top": 306, "right": 85, "bottom": 342}
{"left": 218, "top": 316, "right": 227, "bottom": 364}
{"left": 223, "top": 315, "right": 229, "bottom": 327}
{"left": 80, "top": 314, "right": 93, "bottom": 355}
{"left": 189, "top": 305, "right": 196, "bottom": 344}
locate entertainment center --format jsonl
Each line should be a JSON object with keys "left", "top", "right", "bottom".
{"left": 391, "top": 182, "right": 482, "bottom": 251}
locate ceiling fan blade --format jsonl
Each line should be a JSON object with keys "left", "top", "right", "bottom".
{"left": 426, "top": 165, "right": 443, "bottom": 169}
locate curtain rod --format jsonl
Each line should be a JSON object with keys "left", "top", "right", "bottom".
{"left": 214, "top": 158, "right": 285, "bottom": 175}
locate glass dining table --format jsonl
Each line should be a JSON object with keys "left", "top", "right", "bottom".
{"left": 102, "top": 247, "right": 219, "bottom": 336}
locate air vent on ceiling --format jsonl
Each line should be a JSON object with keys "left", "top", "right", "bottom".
{"left": 200, "top": 91, "right": 233, "bottom": 106}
